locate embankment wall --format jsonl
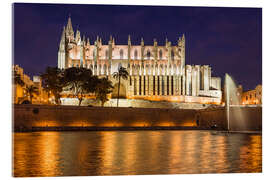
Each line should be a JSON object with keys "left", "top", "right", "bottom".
{"left": 13, "top": 105, "right": 262, "bottom": 131}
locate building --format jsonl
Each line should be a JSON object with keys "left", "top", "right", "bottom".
{"left": 58, "top": 17, "right": 222, "bottom": 104}
{"left": 12, "top": 65, "right": 48, "bottom": 104}
{"left": 242, "top": 85, "right": 262, "bottom": 105}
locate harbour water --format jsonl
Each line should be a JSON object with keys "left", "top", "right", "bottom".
{"left": 13, "top": 130, "right": 262, "bottom": 177}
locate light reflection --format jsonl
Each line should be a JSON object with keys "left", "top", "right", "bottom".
{"left": 13, "top": 132, "right": 61, "bottom": 177}
{"left": 13, "top": 131, "right": 262, "bottom": 177}
{"left": 199, "top": 132, "right": 211, "bottom": 172}
{"left": 37, "top": 132, "right": 60, "bottom": 176}
{"left": 99, "top": 131, "right": 117, "bottom": 175}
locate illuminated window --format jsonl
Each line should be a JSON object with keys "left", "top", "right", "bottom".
{"left": 105, "top": 50, "right": 109, "bottom": 59}
{"left": 120, "top": 49, "right": 124, "bottom": 59}
{"left": 147, "top": 50, "right": 151, "bottom": 59}
{"left": 250, "top": 94, "right": 252, "bottom": 99}
{"left": 134, "top": 50, "right": 138, "bottom": 59}
{"left": 246, "top": 96, "right": 248, "bottom": 101}
{"left": 171, "top": 50, "right": 174, "bottom": 60}
{"left": 159, "top": 50, "right": 162, "bottom": 59}
{"left": 104, "top": 64, "right": 107, "bottom": 75}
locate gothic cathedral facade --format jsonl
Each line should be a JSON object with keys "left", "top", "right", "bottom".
{"left": 58, "top": 17, "right": 222, "bottom": 104}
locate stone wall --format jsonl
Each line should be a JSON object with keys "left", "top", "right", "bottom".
{"left": 13, "top": 105, "right": 262, "bottom": 132}
{"left": 229, "top": 106, "right": 262, "bottom": 131}
{"left": 13, "top": 105, "right": 198, "bottom": 131}
{"left": 196, "top": 106, "right": 262, "bottom": 131}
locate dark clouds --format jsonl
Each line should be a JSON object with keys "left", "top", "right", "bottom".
{"left": 13, "top": 3, "right": 262, "bottom": 90}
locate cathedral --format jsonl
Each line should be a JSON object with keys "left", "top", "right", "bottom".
{"left": 58, "top": 17, "right": 222, "bottom": 104}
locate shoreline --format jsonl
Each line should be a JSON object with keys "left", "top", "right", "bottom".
{"left": 13, "top": 126, "right": 261, "bottom": 134}
{"left": 13, "top": 126, "right": 212, "bottom": 132}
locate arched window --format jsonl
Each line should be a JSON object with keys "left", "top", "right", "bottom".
{"left": 120, "top": 49, "right": 124, "bottom": 59}
{"left": 105, "top": 50, "right": 109, "bottom": 59}
{"left": 104, "top": 64, "right": 107, "bottom": 75}
{"left": 132, "top": 64, "right": 136, "bottom": 75}
{"left": 171, "top": 50, "right": 174, "bottom": 60}
{"left": 159, "top": 50, "right": 162, "bottom": 60}
{"left": 147, "top": 50, "right": 151, "bottom": 60}
{"left": 99, "top": 64, "right": 102, "bottom": 75}
{"left": 134, "top": 50, "right": 138, "bottom": 59}
{"left": 146, "top": 64, "right": 149, "bottom": 75}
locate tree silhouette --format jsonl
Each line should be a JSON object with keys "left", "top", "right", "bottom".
{"left": 40, "top": 67, "right": 64, "bottom": 105}
{"left": 63, "top": 67, "right": 93, "bottom": 106}
{"left": 113, "top": 66, "right": 128, "bottom": 107}
{"left": 95, "top": 77, "right": 113, "bottom": 107}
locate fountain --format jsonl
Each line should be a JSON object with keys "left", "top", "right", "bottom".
{"left": 224, "top": 73, "right": 247, "bottom": 131}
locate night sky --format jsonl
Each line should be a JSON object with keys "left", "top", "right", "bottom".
{"left": 13, "top": 3, "right": 262, "bottom": 91}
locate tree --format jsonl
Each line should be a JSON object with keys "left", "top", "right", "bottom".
{"left": 63, "top": 67, "right": 93, "bottom": 106}
{"left": 82, "top": 75, "right": 100, "bottom": 94}
{"left": 40, "top": 67, "right": 64, "bottom": 105}
{"left": 13, "top": 71, "right": 25, "bottom": 87}
{"left": 112, "top": 66, "right": 129, "bottom": 107}
{"left": 25, "top": 85, "right": 39, "bottom": 104}
{"left": 95, "top": 77, "right": 113, "bottom": 107}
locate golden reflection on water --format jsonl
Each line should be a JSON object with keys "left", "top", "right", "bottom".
{"left": 239, "top": 135, "right": 262, "bottom": 172}
{"left": 13, "top": 132, "right": 61, "bottom": 177}
{"left": 13, "top": 131, "right": 262, "bottom": 177}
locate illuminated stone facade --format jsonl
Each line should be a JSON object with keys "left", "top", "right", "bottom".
{"left": 58, "top": 17, "right": 222, "bottom": 104}
{"left": 241, "top": 85, "right": 262, "bottom": 105}
{"left": 13, "top": 65, "right": 48, "bottom": 104}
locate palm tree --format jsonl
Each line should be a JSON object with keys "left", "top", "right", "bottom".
{"left": 95, "top": 77, "right": 113, "bottom": 107}
{"left": 113, "top": 66, "right": 128, "bottom": 107}
{"left": 40, "top": 67, "right": 64, "bottom": 105}
{"left": 25, "top": 85, "right": 39, "bottom": 104}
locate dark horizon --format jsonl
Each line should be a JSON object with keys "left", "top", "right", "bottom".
{"left": 13, "top": 3, "right": 262, "bottom": 91}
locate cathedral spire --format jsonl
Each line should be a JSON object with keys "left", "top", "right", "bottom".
{"left": 82, "top": 35, "right": 86, "bottom": 46}
{"left": 87, "top": 38, "right": 90, "bottom": 46}
{"left": 60, "top": 26, "right": 65, "bottom": 42}
{"left": 153, "top": 38, "right": 157, "bottom": 46}
{"left": 99, "top": 37, "right": 102, "bottom": 46}
{"left": 59, "top": 26, "right": 66, "bottom": 51}
{"left": 178, "top": 36, "right": 182, "bottom": 47}
{"left": 128, "top": 35, "right": 131, "bottom": 46}
{"left": 75, "top": 29, "right": 81, "bottom": 43}
{"left": 109, "top": 35, "right": 112, "bottom": 42}
{"left": 112, "top": 37, "right": 115, "bottom": 46}
{"left": 67, "top": 16, "right": 73, "bottom": 31}
{"left": 141, "top": 37, "right": 144, "bottom": 46}
{"left": 66, "top": 16, "right": 74, "bottom": 41}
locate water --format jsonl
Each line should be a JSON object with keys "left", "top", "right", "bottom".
{"left": 13, "top": 131, "right": 262, "bottom": 177}
{"left": 225, "top": 74, "right": 247, "bottom": 130}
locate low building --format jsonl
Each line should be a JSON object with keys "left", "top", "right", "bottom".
{"left": 241, "top": 85, "right": 262, "bottom": 105}
{"left": 12, "top": 65, "right": 48, "bottom": 104}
